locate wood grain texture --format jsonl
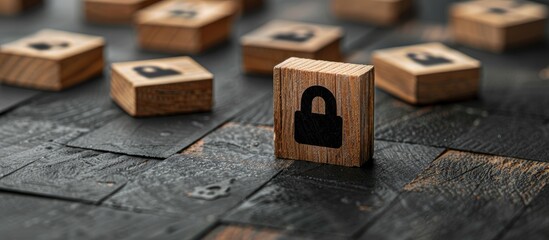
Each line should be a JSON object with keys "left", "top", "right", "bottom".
{"left": 331, "top": 0, "right": 412, "bottom": 26}
{"left": 359, "top": 150, "right": 549, "bottom": 240}
{"left": 500, "top": 186, "right": 549, "bottom": 240}
{"left": 111, "top": 57, "right": 213, "bottom": 117}
{"left": 373, "top": 42, "right": 481, "bottom": 105}
{"left": 242, "top": 20, "right": 343, "bottom": 74}
{"left": 0, "top": 145, "right": 160, "bottom": 203}
{"left": 203, "top": 224, "right": 340, "bottom": 240}
{"left": 0, "top": 192, "right": 210, "bottom": 240}
{"left": 0, "top": 85, "right": 40, "bottom": 115}
{"left": 0, "top": 29, "right": 105, "bottom": 91}
{"left": 451, "top": 0, "right": 547, "bottom": 52}
{"left": 450, "top": 114, "right": 549, "bottom": 163}
{"left": 223, "top": 140, "right": 444, "bottom": 237}
{"left": 375, "top": 105, "right": 487, "bottom": 147}
{"left": 84, "top": 0, "right": 163, "bottom": 24}
{"left": 136, "top": 0, "right": 237, "bottom": 53}
{"left": 274, "top": 58, "right": 374, "bottom": 167}
{"left": 103, "top": 123, "right": 289, "bottom": 229}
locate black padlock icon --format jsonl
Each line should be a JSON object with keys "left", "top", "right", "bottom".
{"left": 294, "top": 85, "right": 342, "bottom": 148}
{"left": 272, "top": 27, "right": 315, "bottom": 43}
{"left": 133, "top": 66, "right": 181, "bottom": 79}
{"left": 28, "top": 41, "right": 70, "bottom": 51}
{"left": 407, "top": 52, "right": 452, "bottom": 66}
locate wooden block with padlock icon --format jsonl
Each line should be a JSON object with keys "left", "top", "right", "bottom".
{"left": 373, "top": 42, "right": 481, "bottom": 105}
{"left": 84, "top": 0, "right": 163, "bottom": 24}
{"left": 274, "top": 58, "right": 374, "bottom": 167}
{"left": 331, "top": 0, "right": 412, "bottom": 26}
{"left": 451, "top": 0, "right": 547, "bottom": 52}
{"left": 0, "top": 29, "right": 105, "bottom": 91}
{"left": 0, "top": 0, "right": 43, "bottom": 15}
{"left": 241, "top": 20, "right": 343, "bottom": 74}
{"left": 110, "top": 57, "right": 213, "bottom": 117}
{"left": 135, "top": 0, "right": 238, "bottom": 53}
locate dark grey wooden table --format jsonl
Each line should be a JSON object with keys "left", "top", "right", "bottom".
{"left": 1, "top": 0, "right": 549, "bottom": 239}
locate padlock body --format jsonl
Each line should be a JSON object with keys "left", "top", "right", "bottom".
{"left": 294, "top": 111, "right": 342, "bottom": 148}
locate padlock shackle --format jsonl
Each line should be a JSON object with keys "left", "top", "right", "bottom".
{"left": 300, "top": 86, "right": 338, "bottom": 116}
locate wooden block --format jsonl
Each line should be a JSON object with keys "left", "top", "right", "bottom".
{"left": 205, "top": 0, "right": 263, "bottom": 13}
{"left": 372, "top": 42, "right": 481, "bottom": 105}
{"left": 0, "top": 0, "right": 42, "bottom": 15}
{"left": 110, "top": 57, "right": 213, "bottom": 117}
{"left": 331, "top": 0, "right": 412, "bottom": 26}
{"left": 135, "top": 0, "right": 237, "bottom": 53}
{"left": 241, "top": 20, "right": 343, "bottom": 74}
{"left": 0, "top": 29, "right": 105, "bottom": 91}
{"left": 84, "top": 0, "right": 163, "bottom": 24}
{"left": 451, "top": 0, "right": 547, "bottom": 52}
{"left": 274, "top": 57, "right": 374, "bottom": 167}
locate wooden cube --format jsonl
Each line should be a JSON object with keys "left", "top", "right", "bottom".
{"left": 274, "top": 58, "right": 374, "bottom": 167}
{"left": 135, "top": 0, "right": 237, "bottom": 53}
{"left": 0, "top": 29, "right": 105, "bottom": 91}
{"left": 451, "top": 0, "right": 547, "bottom": 52}
{"left": 373, "top": 42, "right": 481, "bottom": 105}
{"left": 331, "top": 0, "right": 412, "bottom": 26}
{"left": 111, "top": 57, "right": 213, "bottom": 117}
{"left": 242, "top": 20, "right": 343, "bottom": 74}
{"left": 0, "top": 0, "right": 42, "bottom": 15}
{"left": 205, "top": 0, "right": 263, "bottom": 13}
{"left": 84, "top": 0, "right": 163, "bottom": 24}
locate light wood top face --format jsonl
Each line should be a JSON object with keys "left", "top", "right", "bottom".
{"left": 452, "top": 0, "right": 547, "bottom": 27}
{"left": 241, "top": 20, "right": 343, "bottom": 52}
{"left": 112, "top": 57, "right": 213, "bottom": 87}
{"left": 136, "top": 0, "right": 236, "bottom": 27}
{"left": 373, "top": 42, "right": 481, "bottom": 76}
{"left": 0, "top": 29, "right": 105, "bottom": 60}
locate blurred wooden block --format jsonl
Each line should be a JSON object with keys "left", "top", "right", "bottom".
{"left": 274, "top": 58, "right": 374, "bottom": 167}
{"left": 111, "top": 57, "right": 213, "bottom": 117}
{"left": 373, "top": 42, "right": 481, "bottom": 105}
{"left": 451, "top": 0, "right": 547, "bottom": 52}
{"left": 0, "top": 29, "right": 105, "bottom": 91}
{"left": 136, "top": 0, "right": 237, "bottom": 53}
{"left": 205, "top": 0, "right": 263, "bottom": 13}
{"left": 0, "top": 0, "right": 42, "bottom": 15}
{"left": 331, "top": 0, "right": 412, "bottom": 26}
{"left": 241, "top": 20, "right": 343, "bottom": 74}
{"left": 84, "top": 0, "right": 163, "bottom": 24}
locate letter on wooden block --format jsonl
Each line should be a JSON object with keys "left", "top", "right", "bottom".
{"left": 110, "top": 57, "right": 213, "bottom": 117}
{"left": 451, "top": 0, "right": 547, "bottom": 52}
{"left": 274, "top": 58, "right": 374, "bottom": 167}
{"left": 241, "top": 20, "right": 343, "bottom": 74}
{"left": 373, "top": 42, "right": 481, "bottom": 105}
{"left": 0, "top": 29, "right": 105, "bottom": 91}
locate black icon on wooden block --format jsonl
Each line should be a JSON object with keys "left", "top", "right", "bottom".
{"left": 28, "top": 41, "right": 70, "bottom": 51}
{"left": 134, "top": 66, "right": 181, "bottom": 79}
{"left": 273, "top": 27, "right": 315, "bottom": 42}
{"left": 407, "top": 52, "right": 452, "bottom": 66}
{"left": 170, "top": 9, "right": 197, "bottom": 18}
{"left": 488, "top": 7, "right": 508, "bottom": 14}
{"left": 294, "top": 85, "right": 342, "bottom": 148}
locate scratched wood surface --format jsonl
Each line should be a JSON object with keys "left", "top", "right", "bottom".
{"left": 1, "top": 0, "right": 549, "bottom": 239}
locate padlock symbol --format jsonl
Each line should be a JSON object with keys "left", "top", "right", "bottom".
{"left": 272, "top": 27, "right": 315, "bottom": 43}
{"left": 407, "top": 52, "right": 452, "bottom": 66}
{"left": 294, "top": 85, "right": 342, "bottom": 148}
{"left": 133, "top": 66, "right": 181, "bottom": 79}
{"left": 28, "top": 41, "right": 70, "bottom": 51}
